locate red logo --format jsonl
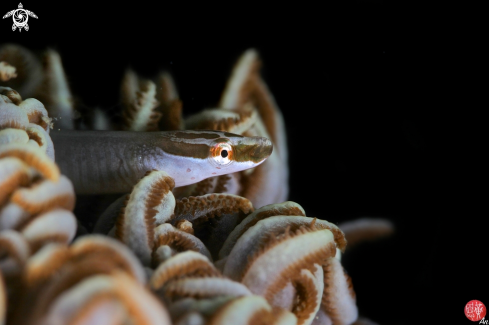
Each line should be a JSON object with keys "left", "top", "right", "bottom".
{"left": 465, "top": 300, "right": 486, "bottom": 322}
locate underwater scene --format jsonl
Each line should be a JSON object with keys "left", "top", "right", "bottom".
{"left": 0, "top": 2, "right": 464, "bottom": 324}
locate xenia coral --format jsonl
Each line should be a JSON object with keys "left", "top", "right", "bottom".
{"left": 0, "top": 44, "right": 393, "bottom": 325}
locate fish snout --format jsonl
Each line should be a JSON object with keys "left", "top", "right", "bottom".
{"left": 245, "top": 136, "right": 273, "bottom": 164}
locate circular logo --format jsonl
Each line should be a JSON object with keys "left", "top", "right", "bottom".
{"left": 13, "top": 9, "right": 28, "bottom": 27}
{"left": 465, "top": 300, "right": 486, "bottom": 321}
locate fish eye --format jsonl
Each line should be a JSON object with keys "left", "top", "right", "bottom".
{"left": 210, "top": 141, "right": 233, "bottom": 167}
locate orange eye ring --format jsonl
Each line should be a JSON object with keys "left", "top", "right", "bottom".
{"left": 210, "top": 142, "right": 234, "bottom": 167}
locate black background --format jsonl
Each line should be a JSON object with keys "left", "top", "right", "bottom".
{"left": 1, "top": 1, "right": 475, "bottom": 324}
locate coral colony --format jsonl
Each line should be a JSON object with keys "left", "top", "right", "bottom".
{"left": 0, "top": 44, "right": 393, "bottom": 325}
